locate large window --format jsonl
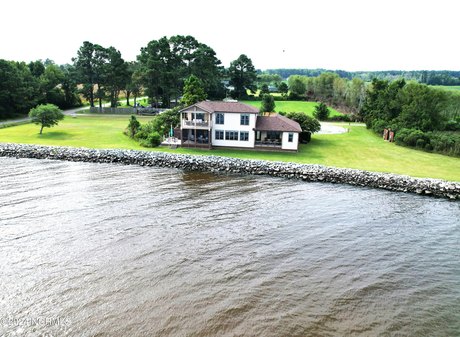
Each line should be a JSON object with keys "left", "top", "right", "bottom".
{"left": 288, "top": 133, "right": 294, "bottom": 142}
{"left": 216, "top": 113, "right": 224, "bottom": 125}
{"left": 225, "top": 131, "right": 238, "bottom": 141}
{"left": 215, "top": 130, "right": 224, "bottom": 140}
{"left": 240, "top": 114, "right": 250, "bottom": 125}
{"left": 266, "top": 131, "right": 281, "bottom": 140}
{"left": 240, "top": 131, "right": 249, "bottom": 141}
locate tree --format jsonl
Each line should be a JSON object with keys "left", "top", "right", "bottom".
{"left": 181, "top": 75, "right": 207, "bottom": 106}
{"left": 260, "top": 94, "right": 275, "bottom": 113}
{"left": 286, "top": 112, "right": 321, "bottom": 143}
{"left": 397, "top": 82, "right": 447, "bottom": 131}
{"left": 287, "top": 75, "right": 307, "bottom": 98}
{"left": 260, "top": 84, "right": 270, "bottom": 96}
{"left": 137, "top": 35, "right": 223, "bottom": 107}
{"left": 60, "top": 64, "right": 82, "bottom": 109}
{"left": 0, "top": 60, "right": 40, "bottom": 118}
{"left": 73, "top": 41, "right": 98, "bottom": 107}
{"left": 286, "top": 112, "right": 321, "bottom": 133}
{"left": 228, "top": 54, "right": 257, "bottom": 99}
{"left": 278, "top": 82, "right": 288, "bottom": 97}
{"left": 104, "top": 47, "right": 128, "bottom": 107}
{"left": 127, "top": 115, "right": 141, "bottom": 138}
{"left": 29, "top": 103, "right": 64, "bottom": 134}
{"left": 313, "top": 102, "right": 330, "bottom": 120}
{"left": 315, "top": 72, "right": 339, "bottom": 102}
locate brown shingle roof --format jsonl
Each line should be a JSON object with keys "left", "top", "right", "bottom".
{"left": 191, "top": 101, "right": 259, "bottom": 114}
{"left": 255, "top": 114, "right": 302, "bottom": 132}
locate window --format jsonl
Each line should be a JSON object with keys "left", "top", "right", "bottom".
{"left": 215, "top": 130, "right": 224, "bottom": 140}
{"left": 288, "top": 133, "right": 294, "bottom": 142}
{"left": 240, "top": 131, "right": 249, "bottom": 141}
{"left": 240, "top": 114, "right": 250, "bottom": 125}
{"left": 216, "top": 113, "right": 224, "bottom": 125}
{"left": 266, "top": 131, "right": 281, "bottom": 140}
{"left": 225, "top": 131, "right": 238, "bottom": 141}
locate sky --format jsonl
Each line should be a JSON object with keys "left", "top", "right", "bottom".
{"left": 1, "top": 0, "right": 458, "bottom": 71}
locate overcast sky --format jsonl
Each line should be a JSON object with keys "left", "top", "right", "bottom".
{"left": 1, "top": 0, "right": 458, "bottom": 71}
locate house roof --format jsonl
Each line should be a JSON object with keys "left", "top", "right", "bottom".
{"left": 181, "top": 101, "right": 260, "bottom": 114}
{"left": 255, "top": 114, "right": 302, "bottom": 133}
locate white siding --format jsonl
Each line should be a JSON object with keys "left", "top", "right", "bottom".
{"left": 211, "top": 113, "right": 256, "bottom": 148}
{"left": 281, "top": 132, "right": 299, "bottom": 150}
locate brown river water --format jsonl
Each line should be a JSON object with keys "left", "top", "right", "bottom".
{"left": 0, "top": 157, "right": 459, "bottom": 337}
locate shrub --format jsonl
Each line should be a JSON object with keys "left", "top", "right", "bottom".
{"left": 139, "top": 131, "right": 162, "bottom": 147}
{"left": 371, "top": 119, "right": 388, "bottom": 135}
{"left": 328, "top": 114, "right": 351, "bottom": 122}
{"left": 313, "top": 102, "right": 330, "bottom": 120}
{"left": 416, "top": 138, "right": 426, "bottom": 149}
{"left": 395, "top": 129, "right": 460, "bottom": 157}
{"left": 127, "top": 115, "right": 140, "bottom": 138}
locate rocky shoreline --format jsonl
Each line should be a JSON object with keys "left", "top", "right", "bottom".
{"left": 0, "top": 143, "right": 459, "bottom": 200}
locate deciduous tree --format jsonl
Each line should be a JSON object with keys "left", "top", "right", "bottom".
{"left": 29, "top": 103, "right": 64, "bottom": 134}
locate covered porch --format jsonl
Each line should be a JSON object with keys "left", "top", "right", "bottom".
{"left": 255, "top": 131, "right": 282, "bottom": 148}
{"left": 181, "top": 129, "right": 211, "bottom": 148}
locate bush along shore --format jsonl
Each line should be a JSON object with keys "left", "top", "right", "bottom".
{"left": 0, "top": 143, "right": 459, "bottom": 200}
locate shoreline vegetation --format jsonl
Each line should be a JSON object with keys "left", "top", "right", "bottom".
{"left": 0, "top": 114, "right": 459, "bottom": 182}
{"left": 0, "top": 143, "right": 458, "bottom": 200}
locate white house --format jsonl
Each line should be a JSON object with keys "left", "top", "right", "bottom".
{"left": 179, "top": 101, "right": 302, "bottom": 151}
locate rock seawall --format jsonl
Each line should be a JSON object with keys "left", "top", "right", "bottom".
{"left": 1, "top": 143, "right": 459, "bottom": 200}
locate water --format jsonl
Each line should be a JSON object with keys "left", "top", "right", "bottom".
{"left": 0, "top": 157, "right": 459, "bottom": 337}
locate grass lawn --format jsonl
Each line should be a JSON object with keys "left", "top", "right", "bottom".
{"left": 0, "top": 115, "right": 154, "bottom": 150}
{"left": 431, "top": 85, "right": 460, "bottom": 92}
{"left": 0, "top": 115, "right": 459, "bottom": 181}
{"left": 241, "top": 100, "right": 344, "bottom": 117}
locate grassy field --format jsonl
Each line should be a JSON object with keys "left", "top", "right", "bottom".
{"left": 431, "top": 85, "right": 460, "bottom": 92}
{"left": 242, "top": 100, "right": 344, "bottom": 117}
{"left": 0, "top": 115, "right": 459, "bottom": 181}
{"left": 0, "top": 115, "right": 154, "bottom": 150}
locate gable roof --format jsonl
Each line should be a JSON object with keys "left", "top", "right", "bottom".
{"left": 181, "top": 101, "right": 260, "bottom": 114}
{"left": 255, "top": 114, "right": 302, "bottom": 133}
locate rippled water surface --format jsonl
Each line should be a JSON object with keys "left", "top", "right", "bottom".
{"left": 0, "top": 157, "right": 459, "bottom": 337}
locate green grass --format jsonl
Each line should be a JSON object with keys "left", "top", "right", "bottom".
{"left": 0, "top": 115, "right": 459, "bottom": 181}
{"left": 430, "top": 85, "right": 460, "bottom": 92}
{"left": 0, "top": 115, "right": 154, "bottom": 150}
{"left": 241, "top": 100, "right": 344, "bottom": 117}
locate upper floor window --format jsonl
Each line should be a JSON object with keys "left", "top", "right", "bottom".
{"left": 240, "top": 114, "right": 250, "bottom": 125}
{"left": 216, "top": 113, "right": 224, "bottom": 125}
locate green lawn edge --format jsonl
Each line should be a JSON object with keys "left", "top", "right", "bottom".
{"left": 0, "top": 114, "right": 459, "bottom": 182}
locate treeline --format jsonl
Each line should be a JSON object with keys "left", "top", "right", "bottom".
{"left": 75, "top": 36, "right": 258, "bottom": 109}
{"left": 0, "top": 59, "right": 81, "bottom": 118}
{"left": 1, "top": 35, "right": 261, "bottom": 119}
{"left": 287, "top": 73, "right": 367, "bottom": 115}
{"left": 285, "top": 73, "right": 460, "bottom": 156}
{"left": 266, "top": 69, "right": 460, "bottom": 85}
{"left": 362, "top": 79, "right": 460, "bottom": 156}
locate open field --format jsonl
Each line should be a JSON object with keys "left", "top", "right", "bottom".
{"left": 431, "top": 85, "right": 460, "bottom": 92}
{"left": 241, "top": 100, "right": 344, "bottom": 117}
{"left": 0, "top": 115, "right": 459, "bottom": 181}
